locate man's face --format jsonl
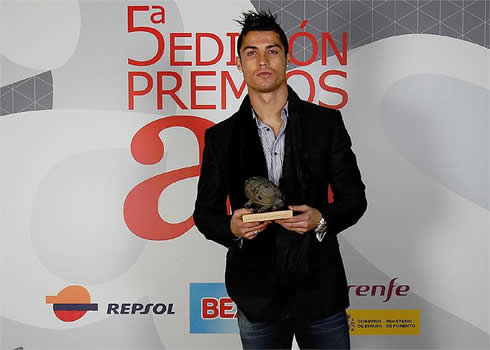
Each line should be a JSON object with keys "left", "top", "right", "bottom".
{"left": 237, "top": 30, "right": 290, "bottom": 94}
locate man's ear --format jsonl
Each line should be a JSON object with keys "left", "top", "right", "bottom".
{"left": 286, "top": 52, "right": 290, "bottom": 67}
{"left": 236, "top": 56, "right": 242, "bottom": 72}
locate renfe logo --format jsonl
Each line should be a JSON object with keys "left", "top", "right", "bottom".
{"left": 190, "top": 283, "right": 238, "bottom": 334}
{"left": 348, "top": 278, "right": 410, "bottom": 303}
{"left": 46, "top": 285, "right": 98, "bottom": 322}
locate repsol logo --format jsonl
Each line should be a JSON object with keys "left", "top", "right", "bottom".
{"left": 107, "top": 303, "right": 175, "bottom": 315}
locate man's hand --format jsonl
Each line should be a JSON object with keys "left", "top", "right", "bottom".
{"left": 230, "top": 208, "right": 272, "bottom": 240}
{"left": 275, "top": 205, "right": 322, "bottom": 234}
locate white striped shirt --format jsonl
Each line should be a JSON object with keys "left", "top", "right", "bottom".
{"left": 251, "top": 102, "right": 288, "bottom": 186}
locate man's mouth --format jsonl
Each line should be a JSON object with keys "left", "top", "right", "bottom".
{"left": 257, "top": 71, "right": 272, "bottom": 78}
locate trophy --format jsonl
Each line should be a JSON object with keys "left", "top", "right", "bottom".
{"left": 242, "top": 176, "right": 293, "bottom": 223}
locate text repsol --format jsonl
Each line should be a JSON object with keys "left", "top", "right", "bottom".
{"left": 107, "top": 303, "right": 175, "bottom": 315}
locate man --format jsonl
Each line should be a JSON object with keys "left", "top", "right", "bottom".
{"left": 193, "top": 10, "right": 367, "bottom": 350}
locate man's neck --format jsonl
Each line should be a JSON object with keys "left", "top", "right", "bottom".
{"left": 248, "top": 83, "right": 288, "bottom": 124}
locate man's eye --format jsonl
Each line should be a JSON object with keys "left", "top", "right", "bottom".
{"left": 247, "top": 51, "right": 256, "bottom": 56}
{"left": 269, "top": 50, "right": 278, "bottom": 54}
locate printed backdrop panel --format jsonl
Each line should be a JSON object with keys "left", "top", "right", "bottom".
{"left": 0, "top": 0, "right": 488, "bottom": 349}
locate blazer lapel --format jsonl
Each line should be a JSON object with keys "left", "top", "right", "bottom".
{"left": 279, "top": 86, "right": 304, "bottom": 205}
{"left": 237, "top": 109, "right": 268, "bottom": 180}
{"left": 228, "top": 95, "right": 268, "bottom": 207}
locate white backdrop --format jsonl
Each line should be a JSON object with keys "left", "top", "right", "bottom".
{"left": 0, "top": 0, "right": 488, "bottom": 349}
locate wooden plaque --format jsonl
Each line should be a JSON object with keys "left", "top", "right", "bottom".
{"left": 242, "top": 210, "right": 293, "bottom": 223}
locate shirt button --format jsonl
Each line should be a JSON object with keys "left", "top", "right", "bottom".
{"left": 274, "top": 152, "right": 278, "bottom": 155}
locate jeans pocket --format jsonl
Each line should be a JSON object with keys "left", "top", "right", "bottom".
{"left": 237, "top": 308, "right": 277, "bottom": 337}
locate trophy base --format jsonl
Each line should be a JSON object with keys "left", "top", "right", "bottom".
{"left": 242, "top": 210, "right": 293, "bottom": 223}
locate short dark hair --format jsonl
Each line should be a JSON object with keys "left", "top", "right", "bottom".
{"left": 235, "top": 10, "right": 289, "bottom": 58}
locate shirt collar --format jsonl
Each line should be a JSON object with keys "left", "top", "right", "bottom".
{"left": 252, "top": 101, "right": 289, "bottom": 130}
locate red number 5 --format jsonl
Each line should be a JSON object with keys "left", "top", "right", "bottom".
{"left": 128, "top": 6, "right": 164, "bottom": 66}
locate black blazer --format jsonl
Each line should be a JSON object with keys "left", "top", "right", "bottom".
{"left": 193, "top": 85, "right": 367, "bottom": 322}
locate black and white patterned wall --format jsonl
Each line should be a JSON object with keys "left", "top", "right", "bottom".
{"left": 252, "top": 0, "right": 489, "bottom": 61}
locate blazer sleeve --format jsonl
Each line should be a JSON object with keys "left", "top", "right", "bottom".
{"left": 193, "top": 128, "right": 235, "bottom": 248}
{"left": 320, "top": 109, "right": 367, "bottom": 237}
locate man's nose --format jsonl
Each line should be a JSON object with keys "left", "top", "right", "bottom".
{"left": 258, "top": 52, "right": 269, "bottom": 66}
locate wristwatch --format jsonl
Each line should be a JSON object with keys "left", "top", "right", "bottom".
{"left": 314, "top": 216, "right": 327, "bottom": 234}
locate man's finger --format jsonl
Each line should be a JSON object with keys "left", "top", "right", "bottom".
{"left": 276, "top": 213, "right": 308, "bottom": 224}
{"left": 246, "top": 222, "right": 269, "bottom": 234}
{"left": 277, "top": 222, "right": 307, "bottom": 234}
{"left": 278, "top": 220, "right": 310, "bottom": 230}
{"left": 288, "top": 204, "right": 310, "bottom": 212}
{"left": 240, "top": 223, "right": 264, "bottom": 234}
{"left": 281, "top": 221, "right": 307, "bottom": 229}
{"left": 242, "top": 222, "right": 265, "bottom": 230}
{"left": 243, "top": 231, "right": 258, "bottom": 239}
{"left": 233, "top": 208, "right": 253, "bottom": 217}
{"left": 257, "top": 221, "right": 272, "bottom": 229}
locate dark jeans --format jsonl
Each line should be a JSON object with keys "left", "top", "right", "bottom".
{"left": 237, "top": 309, "right": 351, "bottom": 350}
